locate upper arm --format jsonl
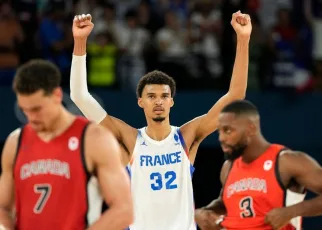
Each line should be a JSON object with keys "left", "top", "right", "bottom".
{"left": 181, "top": 93, "right": 243, "bottom": 144}
{"left": 281, "top": 151, "right": 322, "bottom": 194}
{"left": 86, "top": 125, "right": 132, "bottom": 207}
{"left": 100, "top": 116, "right": 137, "bottom": 153}
{"left": 0, "top": 129, "right": 20, "bottom": 211}
{"left": 218, "top": 160, "right": 232, "bottom": 199}
{"left": 220, "top": 160, "right": 232, "bottom": 186}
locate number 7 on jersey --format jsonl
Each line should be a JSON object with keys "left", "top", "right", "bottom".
{"left": 33, "top": 184, "right": 52, "bottom": 214}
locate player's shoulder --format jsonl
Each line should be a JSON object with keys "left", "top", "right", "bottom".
{"left": 279, "top": 149, "right": 306, "bottom": 158}
{"left": 2, "top": 128, "right": 22, "bottom": 166}
{"left": 85, "top": 123, "right": 114, "bottom": 139}
{"left": 278, "top": 149, "right": 309, "bottom": 167}
{"left": 84, "top": 123, "right": 119, "bottom": 152}
{"left": 6, "top": 128, "right": 22, "bottom": 144}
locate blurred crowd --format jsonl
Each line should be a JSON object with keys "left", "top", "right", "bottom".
{"left": 0, "top": 0, "right": 322, "bottom": 93}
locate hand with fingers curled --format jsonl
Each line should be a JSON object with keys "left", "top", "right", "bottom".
{"left": 265, "top": 207, "right": 294, "bottom": 230}
{"left": 72, "top": 13, "right": 94, "bottom": 40}
{"left": 195, "top": 209, "right": 224, "bottom": 230}
{"left": 231, "top": 10, "right": 252, "bottom": 42}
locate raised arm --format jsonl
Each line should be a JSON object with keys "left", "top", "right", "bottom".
{"left": 0, "top": 129, "right": 21, "bottom": 230}
{"left": 70, "top": 14, "right": 137, "bottom": 150}
{"left": 85, "top": 124, "right": 133, "bottom": 230}
{"left": 265, "top": 151, "right": 322, "bottom": 229}
{"left": 181, "top": 11, "right": 251, "bottom": 146}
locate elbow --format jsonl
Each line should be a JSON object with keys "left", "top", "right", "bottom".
{"left": 70, "top": 93, "right": 79, "bottom": 104}
{"left": 70, "top": 92, "right": 86, "bottom": 106}
{"left": 238, "top": 93, "right": 246, "bottom": 100}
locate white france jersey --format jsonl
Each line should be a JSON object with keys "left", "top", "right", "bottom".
{"left": 126, "top": 126, "right": 196, "bottom": 230}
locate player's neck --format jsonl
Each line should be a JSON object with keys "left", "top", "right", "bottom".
{"left": 39, "top": 108, "right": 75, "bottom": 140}
{"left": 242, "top": 136, "right": 271, "bottom": 163}
{"left": 145, "top": 118, "right": 172, "bottom": 141}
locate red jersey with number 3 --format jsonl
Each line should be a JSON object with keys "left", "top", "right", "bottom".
{"left": 14, "top": 117, "right": 101, "bottom": 230}
{"left": 221, "top": 144, "right": 305, "bottom": 230}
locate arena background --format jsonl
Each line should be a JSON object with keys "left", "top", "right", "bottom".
{"left": 0, "top": 0, "right": 322, "bottom": 229}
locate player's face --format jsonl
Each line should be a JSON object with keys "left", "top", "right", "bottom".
{"left": 138, "top": 84, "right": 174, "bottom": 122}
{"left": 17, "top": 88, "right": 63, "bottom": 132}
{"left": 218, "top": 113, "right": 249, "bottom": 161}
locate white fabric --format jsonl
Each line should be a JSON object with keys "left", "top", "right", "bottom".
{"left": 127, "top": 126, "right": 196, "bottom": 230}
{"left": 70, "top": 55, "right": 107, "bottom": 123}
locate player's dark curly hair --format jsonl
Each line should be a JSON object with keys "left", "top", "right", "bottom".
{"left": 136, "top": 70, "right": 176, "bottom": 98}
{"left": 13, "top": 59, "right": 61, "bottom": 95}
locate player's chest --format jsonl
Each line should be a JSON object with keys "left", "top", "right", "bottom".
{"left": 134, "top": 145, "right": 186, "bottom": 170}
{"left": 223, "top": 165, "right": 280, "bottom": 201}
{"left": 14, "top": 148, "right": 85, "bottom": 185}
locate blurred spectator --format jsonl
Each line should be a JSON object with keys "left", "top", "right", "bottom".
{"left": 39, "top": 4, "right": 73, "bottom": 85}
{"left": 75, "top": 0, "right": 104, "bottom": 21}
{"left": 305, "top": 0, "right": 322, "bottom": 62}
{"left": 0, "top": 0, "right": 24, "bottom": 84}
{"left": 156, "top": 10, "right": 190, "bottom": 86}
{"left": 137, "top": 0, "right": 164, "bottom": 35}
{"left": 313, "top": 60, "right": 322, "bottom": 91}
{"left": 12, "top": 0, "right": 38, "bottom": 63}
{"left": 168, "top": 0, "right": 189, "bottom": 27}
{"left": 298, "top": 59, "right": 322, "bottom": 92}
{"left": 87, "top": 31, "right": 118, "bottom": 88}
{"left": 247, "top": 13, "right": 265, "bottom": 90}
{"left": 189, "top": 0, "right": 222, "bottom": 79}
{"left": 108, "top": 0, "right": 142, "bottom": 20}
{"left": 258, "top": 0, "right": 293, "bottom": 31}
{"left": 117, "top": 9, "right": 150, "bottom": 91}
{"left": 267, "top": 7, "right": 299, "bottom": 89}
{"left": 156, "top": 10, "right": 188, "bottom": 61}
{"left": 91, "top": 2, "right": 120, "bottom": 43}
{"left": 0, "top": 0, "right": 320, "bottom": 93}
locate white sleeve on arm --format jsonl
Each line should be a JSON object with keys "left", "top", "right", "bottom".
{"left": 70, "top": 54, "right": 107, "bottom": 123}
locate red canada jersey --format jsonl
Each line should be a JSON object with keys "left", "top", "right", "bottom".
{"left": 221, "top": 144, "right": 305, "bottom": 230}
{"left": 14, "top": 116, "right": 101, "bottom": 230}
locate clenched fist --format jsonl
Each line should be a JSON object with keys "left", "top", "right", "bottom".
{"left": 72, "top": 14, "right": 94, "bottom": 40}
{"left": 231, "top": 10, "right": 252, "bottom": 41}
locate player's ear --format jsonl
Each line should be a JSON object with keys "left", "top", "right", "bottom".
{"left": 52, "top": 87, "right": 63, "bottom": 103}
{"left": 170, "top": 98, "right": 174, "bottom": 107}
{"left": 248, "top": 122, "right": 256, "bottom": 136}
{"left": 138, "top": 98, "right": 143, "bottom": 108}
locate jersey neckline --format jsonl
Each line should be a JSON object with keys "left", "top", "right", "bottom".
{"left": 141, "top": 126, "right": 175, "bottom": 146}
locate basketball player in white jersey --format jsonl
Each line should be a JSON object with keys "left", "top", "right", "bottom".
{"left": 70, "top": 11, "right": 252, "bottom": 230}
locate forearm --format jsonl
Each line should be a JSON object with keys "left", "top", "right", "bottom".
{"left": 228, "top": 39, "right": 249, "bottom": 98}
{"left": 287, "top": 195, "right": 322, "bottom": 217}
{"left": 70, "top": 40, "right": 107, "bottom": 123}
{"left": 87, "top": 204, "right": 133, "bottom": 230}
{"left": 203, "top": 198, "right": 226, "bottom": 215}
{"left": 0, "top": 208, "right": 14, "bottom": 230}
{"left": 73, "top": 39, "right": 87, "bottom": 56}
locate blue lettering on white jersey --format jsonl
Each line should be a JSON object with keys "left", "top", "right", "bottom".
{"left": 126, "top": 126, "right": 196, "bottom": 230}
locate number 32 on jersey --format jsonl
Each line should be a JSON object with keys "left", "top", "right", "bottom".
{"left": 150, "top": 171, "right": 177, "bottom": 191}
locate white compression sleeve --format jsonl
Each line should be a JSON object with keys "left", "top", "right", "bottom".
{"left": 70, "top": 54, "right": 107, "bottom": 123}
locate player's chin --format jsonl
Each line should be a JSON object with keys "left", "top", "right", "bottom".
{"left": 31, "top": 123, "right": 45, "bottom": 132}
{"left": 221, "top": 145, "right": 232, "bottom": 154}
{"left": 152, "top": 116, "right": 166, "bottom": 122}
